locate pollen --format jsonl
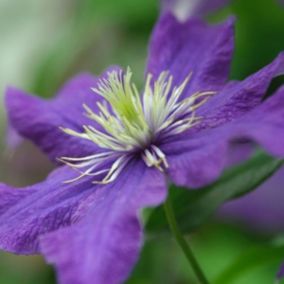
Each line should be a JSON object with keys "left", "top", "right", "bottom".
{"left": 59, "top": 68, "right": 215, "bottom": 184}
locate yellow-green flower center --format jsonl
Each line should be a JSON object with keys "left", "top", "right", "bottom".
{"left": 59, "top": 68, "right": 214, "bottom": 184}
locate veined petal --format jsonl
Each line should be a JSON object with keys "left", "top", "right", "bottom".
{"left": 0, "top": 166, "right": 98, "bottom": 254}
{"left": 164, "top": 86, "right": 284, "bottom": 188}
{"left": 146, "top": 13, "right": 234, "bottom": 98}
{"left": 0, "top": 185, "right": 35, "bottom": 217}
{"left": 196, "top": 53, "right": 284, "bottom": 129}
{"left": 5, "top": 66, "right": 122, "bottom": 162}
{"left": 40, "top": 161, "right": 166, "bottom": 284}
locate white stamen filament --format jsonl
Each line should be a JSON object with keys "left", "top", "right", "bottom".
{"left": 60, "top": 68, "right": 215, "bottom": 184}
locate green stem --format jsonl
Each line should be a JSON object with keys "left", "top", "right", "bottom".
{"left": 163, "top": 194, "right": 210, "bottom": 284}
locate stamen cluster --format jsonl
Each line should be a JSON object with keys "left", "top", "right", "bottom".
{"left": 60, "top": 68, "right": 214, "bottom": 184}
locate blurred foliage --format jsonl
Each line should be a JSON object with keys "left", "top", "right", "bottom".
{"left": 230, "top": 0, "right": 284, "bottom": 80}
{"left": 214, "top": 243, "right": 284, "bottom": 284}
{"left": 1, "top": 0, "right": 284, "bottom": 283}
{"left": 146, "top": 151, "right": 283, "bottom": 235}
{"left": 0, "top": 253, "right": 55, "bottom": 284}
{"left": 30, "top": 0, "right": 158, "bottom": 98}
{"left": 129, "top": 223, "right": 283, "bottom": 284}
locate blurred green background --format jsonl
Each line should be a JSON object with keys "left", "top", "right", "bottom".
{"left": 0, "top": 0, "right": 284, "bottom": 283}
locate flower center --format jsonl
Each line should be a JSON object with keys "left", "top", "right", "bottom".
{"left": 59, "top": 68, "right": 215, "bottom": 184}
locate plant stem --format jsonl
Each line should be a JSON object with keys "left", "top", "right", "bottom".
{"left": 163, "top": 194, "right": 210, "bottom": 284}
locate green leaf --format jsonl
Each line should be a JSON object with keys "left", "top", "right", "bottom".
{"left": 213, "top": 244, "right": 284, "bottom": 284}
{"left": 146, "top": 151, "right": 283, "bottom": 234}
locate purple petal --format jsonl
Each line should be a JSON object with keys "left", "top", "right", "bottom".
{"left": 40, "top": 161, "right": 166, "bottom": 284}
{"left": 0, "top": 184, "right": 35, "bottom": 216}
{"left": 0, "top": 166, "right": 98, "bottom": 254}
{"left": 163, "top": 86, "right": 284, "bottom": 188}
{"left": 196, "top": 53, "right": 284, "bottom": 130}
{"left": 5, "top": 66, "right": 122, "bottom": 162}
{"left": 164, "top": 137, "right": 227, "bottom": 188}
{"left": 219, "top": 167, "right": 284, "bottom": 233}
{"left": 277, "top": 263, "right": 284, "bottom": 280}
{"left": 146, "top": 13, "right": 234, "bottom": 97}
{"left": 6, "top": 123, "right": 22, "bottom": 149}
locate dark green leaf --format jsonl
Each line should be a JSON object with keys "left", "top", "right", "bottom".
{"left": 213, "top": 244, "right": 284, "bottom": 284}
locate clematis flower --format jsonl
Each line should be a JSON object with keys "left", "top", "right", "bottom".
{"left": 2, "top": 11, "right": 284, "bottom": 284}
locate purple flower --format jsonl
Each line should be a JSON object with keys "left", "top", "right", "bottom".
{"left": 2, "top": 12, "right": 284, "bottom": 284}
